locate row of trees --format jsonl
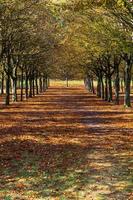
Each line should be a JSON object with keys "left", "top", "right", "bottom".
{"left": 0, "top": 0, "right": 132, "bottom": 107}
{"left": 52, "top": 0, "right": 133, "bottom": 107}
{"left": 0, "top": 0, "right": 56, "bottom": 105}
{"left": 84, "top": 0, "right": 133, "bottom": 107}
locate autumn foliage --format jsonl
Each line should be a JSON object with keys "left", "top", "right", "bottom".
{"left": 0, "top": 85, "right": 133, "bottom": 200}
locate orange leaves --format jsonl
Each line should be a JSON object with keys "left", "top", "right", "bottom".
{"left": 16, "top": 182, "right": 26, "bottom": 190}
{"left": 0, "top": 86, "right": 133, "bottom": 199}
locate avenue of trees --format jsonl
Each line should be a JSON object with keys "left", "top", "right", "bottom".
{"left": 0, "top": 0, "right": 133, "bottom": 107}
{"left": 0, "top": 0, "right": 55, "bottom": 105}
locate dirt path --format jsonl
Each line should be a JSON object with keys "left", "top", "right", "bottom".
{"left": 0, "top": 87, "right": 133, "bottom": 200}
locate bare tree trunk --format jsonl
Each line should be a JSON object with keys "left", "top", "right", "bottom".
{"left": 21, "top": 68, "right": 24, "bottom": 101}
{"left": 108, "top": 76, "right": 112, "bottom": 102}
{"left": 1, "top": 72, "right": 4, "bottom": 95}
{"left": 29, "top": 78, "right": 32, "bottom": 98}
{"left": 5, "top": 74, "right": 10, "bottom": 105}
{"left": 88, "top": 78, "right": 92, "bottom": 91}
{"left": 124, "top": 63, "right": 132, "bottom": 107}
{"left": 101, "top": 77, "right": 104, "bottom": 99}
{"left": 33, "top": 76, "right": 35, "bottom": 96}
{"left": 84, "top": 78, "right": 88, "bottom": 89}
{"left": 105, "top": 75, "right": 108, "bottom": 101}
{"left": 121, "top": 79, "right": 124, "bottom": 93}
{"left": 25, "top": 72, "right": 29, "bottom": 99}
{"left": 91, "top": 78, "right": 95, "bottom": 94}
{"left": 5, "top": 53, "right": 11, "bottom": 105}
{"left": 17, "top": 76, "right": 20, "bottom": 89}
{"left": 115, "top": 65, "right": 120, "bottom": 105}
{"left": 39, "top": 77, "right": 43, "bottom": 93}
{"left": 12, "top": 78, "right": 17, "bottom": 102}
{"left": 66, "top": 77, "right": 69, "bottom": 87}
{"left": 46, "top": 77, "right": 48, "bottom": 89}
{"left": 97, "top": 77, "right": 101, "bottom": 97}
{"left": 47, "top": 77, "right": 50, "bottom": 88}
{"left": 43, "top": 77, "right": 46, "bottom": 92}
{"left": 36, "top": 75, "right": 39, "bottom": 95}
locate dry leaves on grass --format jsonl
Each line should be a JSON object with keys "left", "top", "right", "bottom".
{"left": 0, "top": 87, "right": 133, "bottom": 200}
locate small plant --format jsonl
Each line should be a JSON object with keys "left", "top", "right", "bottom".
{"left": 4, "top": 196, "right": 12, "bottom": 200}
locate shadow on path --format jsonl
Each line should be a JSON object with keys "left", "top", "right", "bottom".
{"left": 0, "top": 87, "right": 133, "bottom": 200}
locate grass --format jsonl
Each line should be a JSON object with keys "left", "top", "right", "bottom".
{"left": 1, "top": 149, "right": 132, "bottom": 199}
{"left": 0, "top": 86, "right": 133, "bottom": 200}
{"left": 50, "top": 80, "right": 84, "bottom": 87}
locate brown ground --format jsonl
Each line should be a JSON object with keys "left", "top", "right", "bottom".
{"left": 0, "top": 86, "right": 133, "bottom": 200}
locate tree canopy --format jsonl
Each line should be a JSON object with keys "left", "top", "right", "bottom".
{"left": 0, "top": 0, "right": 132, "bottom": 106}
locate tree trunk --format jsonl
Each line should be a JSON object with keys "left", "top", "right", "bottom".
{"left": 43, "top": 77, "right": 45, "bottom": 91}
{"left": 46, "top": 77, "right": 48, "bottom": 89}
{"left": 90, "top": 79, "right": 93, "bottom": 92}
{"left": 12, "top": 78, "right": 17, "bottom": 102}
{"left": 88, "top": 78, "right": 92, "bottom": 91}
{"left": 47, "top": 77, "right": 50, "bottom": 88}
{"left": 105, "top": 75, "right": 108, "bottom": 101}
{"left": 115, "top": 65, "right": 120, "bottom": 105}
{"left": 18, "top": 76, "right": 21, "bottom": 89}
{"left": 66, "top": 77, "right": 69, "bottom": 87}
{"left": 36, "top": 76, "right": 39, "bottom": 95}
{"left": 108, "top": 76, "right": 112, "bottom": 102}
{"left": 91, "top": 78, "right": 95, "bottom": 94}
{"left": 124, "top": 63, "right": 132, "bottom": 107}
{"left": 97, "top": 77, "right": 101, "bottom": 97}
{"left": 29, "top": 78, "right": 32, "bottom": 98}
{"left": 121, "top": 79, "right": 124, "bottom": 93}
{"left": 101, "top": 77, "right": 104, "bottom": 99}
{"left": 84, "top": 78, "right": 88, "bottom": 89}
{"left": 1, "top": 72, "right": 4, "bottom": 95}
{"left": 25, "top": 74, "right": 29, "bottom": 99}
{"left": 39, "top": 77, "right": 42, "bottom": 93}
{"left": 5, "top": 74, "right": 10, "bottom": 105}
{"left": 33, "top": 76, "right": 35, "bottom": 96}
{"left": 21, "top": 68, "right": 24, "bottom": 101}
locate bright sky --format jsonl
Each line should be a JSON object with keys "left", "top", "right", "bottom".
{"left": 51, "top": 0, "right": 68, "bottom": 4}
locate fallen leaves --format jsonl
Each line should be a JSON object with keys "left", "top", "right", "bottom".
{"left": 0, "top": 86, "right": 133, "bottom": 200}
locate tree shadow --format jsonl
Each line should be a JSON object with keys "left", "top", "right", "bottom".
{"left": 0, "top": 138, "right": 132, "bottom": 200}
{"left": 0, "top": 87, "right": 133, "bottom": 200}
